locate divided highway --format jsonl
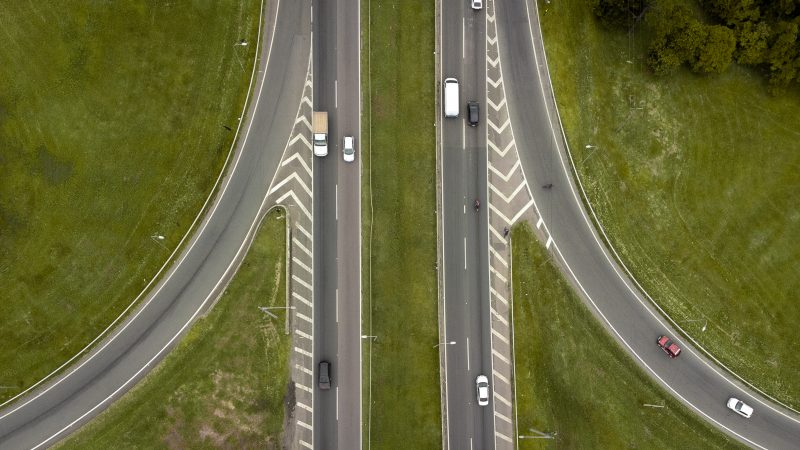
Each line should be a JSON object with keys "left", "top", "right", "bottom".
{"left": 0, "top": 1, "right": 311, "bottom": 447}
{"left": 312, "top": 0, "right": 362, "bottom": 448}
{"left": 494, "top": 0, "right": 800, "bottom": 448}
{"left": 439, "top": 2, "right": 492, "bottom": 449}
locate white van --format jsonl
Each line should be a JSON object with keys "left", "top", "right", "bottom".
{"left": 444, "top": 78, "right": 459, "bottom": 118}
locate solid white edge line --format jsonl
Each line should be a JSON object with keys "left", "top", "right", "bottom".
{"left": 1, "top": 0, "right": 272, "bottom": 422}
{"left": 489, "top": 0, "right": 775, "bottom": 447}
{"left": 439, "top": 2, "right": 452, "bottom": 449}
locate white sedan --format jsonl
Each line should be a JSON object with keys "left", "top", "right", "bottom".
{"left": 727, "top": 397, "right": 754, "bottom": 418}
{"left": 343, "top": 136, "right": 355, "bottom": 163}
{"left": 471, "top": 0, "right": 483, "bottom": 10}
{"left": 476, "top": 375, "right": 489, "bottom": 406}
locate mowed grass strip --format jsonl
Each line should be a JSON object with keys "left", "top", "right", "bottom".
{"left": 540, "top": 0, "right": 800, "bottom": 405}
{"left": 511, "top": 223, "right": 742, "bottom": 449}
{"left": 0, "top": 1, "right": 261, "bottom": 402}
{"left": 362, "top": 0, "right": 441, "bottom": 447}
{"left": 58, "top": 208, "right": 289, "bottom": 449}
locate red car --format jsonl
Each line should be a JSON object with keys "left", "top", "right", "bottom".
{"left": 657, "top": 335, "right": 681, "bottom": 358}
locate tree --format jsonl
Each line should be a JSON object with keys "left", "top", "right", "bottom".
{"left": 691, "top": 25, "right": 737, "bottom": 73}
{"left": 591, "top": 0, "right": 648, "bottom": 29}
{"left": 645, "top": 1, "right": 697, "bottom": 74}
{"left": 702, "top": 0, "right": 760, "bottom": 26}
{"left": 766, "top": 20, "right": 800, "bottom": 91}
{"left": 735, "top": 21, "right": 772, "bottom": 65}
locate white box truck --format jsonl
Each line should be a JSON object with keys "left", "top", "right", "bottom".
{"left": 443, "top": 78, "right": 459, "bottom": 118}
{"left": 313, "top": 111, "right": 328, "bottom": 157}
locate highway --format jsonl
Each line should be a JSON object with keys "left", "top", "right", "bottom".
{"left": 439, "top": 1, "right": 492, "bottom": 449}
{"left": 0, "top": 1, "right": 311, "bottom": 448}
{"left": 494, "top": 0, "right": 800, "bottom": 448}
{"left": 312, "top": 0, "right": 362, "bottom": 448}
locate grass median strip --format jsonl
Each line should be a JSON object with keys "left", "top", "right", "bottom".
{"left": 0, "top": 0, "right": 261, "bottom": 403}
{"left": 511, "top": 223, "right": 742, "bottom": 449}
{"left": 58, "top": 208, "right": 288, "bottom": 449}
{"left": 540, "top": 0, "right": 800, "bottom": 405}
{"left": 362, "top": 0, "right": 441, "bottom": 447}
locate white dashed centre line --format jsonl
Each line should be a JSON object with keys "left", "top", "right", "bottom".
{"left": 464, "top": 237, "right": 468, "bottom": 270}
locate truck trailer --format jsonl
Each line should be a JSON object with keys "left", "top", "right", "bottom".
{"left": 313, "top": 111, "right": 328, "bottom": 157}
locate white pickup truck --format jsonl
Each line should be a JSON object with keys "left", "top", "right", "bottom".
{"left": 313, "top": 111, "right": 328, "bottom": 157}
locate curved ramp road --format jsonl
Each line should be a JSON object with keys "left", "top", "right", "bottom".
{"left": 0, "top": 1, "right": 311, "bottom": 448}
{"left": 495, "top": 0, "right": 800, "bottom": 448}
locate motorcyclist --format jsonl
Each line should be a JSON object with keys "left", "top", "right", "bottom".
{"left": 474, "top": 199, "right": 480, "bottom": 211}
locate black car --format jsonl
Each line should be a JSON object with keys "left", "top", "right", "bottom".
{"left": 467, "top": 101, "right": 479, "bottom": 127}
{"left": 319, "top": 361, "right": 331, "bottom": 390}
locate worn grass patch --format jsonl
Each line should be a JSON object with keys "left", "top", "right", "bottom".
{"left": 512, "top": 223, "right": 742, "bottom": 449}
{"left": 539, "top": 0, "right": 800, "bottom": 406}
{"left": 362, "top": 0, "right": 441, "bottom": 447}
{"left": 0, "top": 1, "right": 261, "bottom": 403}
{"left": 58, "top": 208, "right": 288, "bottom": 449}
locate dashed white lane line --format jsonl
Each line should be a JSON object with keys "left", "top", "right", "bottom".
{"left": 464, "top": 237, "right": 468, "bottom": 270}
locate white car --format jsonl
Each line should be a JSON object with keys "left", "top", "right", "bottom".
{"left": 343, "top": 136, "right": 355, "bottom": 163}
{"left": 471, "top": 0, "right": 483, "bottom": 10}
{"left": 476, "top": 375, "right": 489, "bottom": 406}
{"left": 727, "top": 397, "right": 753, "bottom": 418}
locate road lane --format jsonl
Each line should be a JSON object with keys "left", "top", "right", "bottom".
{"left": 0, "top": 1, "right": 311, "bottom": 448}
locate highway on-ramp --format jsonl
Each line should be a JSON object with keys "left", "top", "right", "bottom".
{"left": 495, "top": 0, "right": 800, "bottom": 448}
{"left": 0, "top": 1, "right": 311, "bottom": 448}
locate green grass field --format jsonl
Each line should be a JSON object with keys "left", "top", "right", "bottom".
{"left": 0, "top": 1, "right": 261, "bottom": 403}
{"left": 511, "top": 223, "right": 742, "bottom": 449}
{"left": 361, "top": 0, "right": 441, "bottom": 447}
{"left": 58, "top": 208, "right": 288, "bottom": 449}
{"left": 539, "top": 0, "right": 800, "bottom": 406}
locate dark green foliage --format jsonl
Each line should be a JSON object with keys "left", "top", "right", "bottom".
{"left": 646, "top": 1, "right": 697, "bottom": 74}
{"left": 702, "top": 0, "right": 760, "bottom": 25}
{"left": 692, "top": 25, "right": 737, "bottom": 73}
{"left": 766, "top": 20, "right": 800, "bottom": 91}
{"left": 591, "top": 0, "right": 648, "bottom": 28}
{"left": 735, "top": 20, "right": 772, "bottom": 64}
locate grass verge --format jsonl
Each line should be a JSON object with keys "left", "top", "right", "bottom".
{"left": 0, "top": 1, "right": 261, "bottom": 402}
{"left": 361, "top": 0, "right": 441, "bottom": 447}
{"left": 511, "top": 223, "right": 742, "bottom": 449}
{"left": 539, "top": 0, "right": 800, "bottom": 405}
{"left": 58, "top": 208, "right": 289, "bottom": 449}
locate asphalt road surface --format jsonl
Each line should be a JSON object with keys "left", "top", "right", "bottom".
{"left": 496, "top": 0, "right": 800, "bottom": 448}
{"left": 440, "top": 2, "right": 492, "bottom": 449}
{"left": 312, "top": 0, "right": 362, "bottom": 448}
{"left": 0, "top": 1, "right": 311, "bottom": 448}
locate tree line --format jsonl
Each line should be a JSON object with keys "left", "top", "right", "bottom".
{"left": 591, "top": 0, "right": 800, "bottom": 92}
